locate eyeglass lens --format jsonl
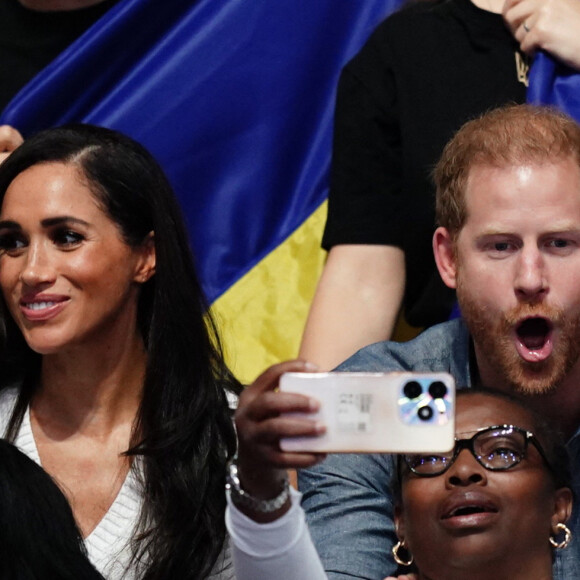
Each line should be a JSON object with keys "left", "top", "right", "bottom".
{"left": 405, "top": 426, "right": 528, "bottom": 476}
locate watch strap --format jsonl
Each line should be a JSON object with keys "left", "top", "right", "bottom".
{"left": 226, "top": 458, "right": 290, "bottom": 514}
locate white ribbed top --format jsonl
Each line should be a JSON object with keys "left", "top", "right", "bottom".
{"left": 0, "top": 388, "right": 235, "bottom": 579}
{"left": 0, "top": 388, "right": 141, "bottom": 579}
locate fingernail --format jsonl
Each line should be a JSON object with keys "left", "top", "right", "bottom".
{"left": 308, "top": 398, "right": 321, "bottom": 411}
{"left": 303, "top": 361, "right": 318, "bottom": 371}
{"left": 314, "top": 421, "right": 326, "bottom": 434}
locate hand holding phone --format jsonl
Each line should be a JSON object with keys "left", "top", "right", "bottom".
{"left": 279, "top": 371, "right": 455, "bottom": 453}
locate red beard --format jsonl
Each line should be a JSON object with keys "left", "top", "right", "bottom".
{"left": 457, "top": 275, "right": 580, "bottom": 395}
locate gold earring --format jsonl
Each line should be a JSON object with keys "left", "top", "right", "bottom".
{"left": 550, "top": 523, "right": 572, "bottom": 549}
{"left": 392, "top": 540, "right": 414, "bottom": 566}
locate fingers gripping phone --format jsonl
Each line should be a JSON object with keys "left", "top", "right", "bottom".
{"left": 279, "top": 372, "right": 455, "bottom": 453}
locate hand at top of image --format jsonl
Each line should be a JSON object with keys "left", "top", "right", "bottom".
{"left": 503, "top": 0, "right": 580, "bottom": 69}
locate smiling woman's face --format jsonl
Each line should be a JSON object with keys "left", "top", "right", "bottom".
{"left": 0, "top": 162, "right": 155, "bottom": 356}
{"left": 395, "top": 393, "right": 572, "bottom": 578}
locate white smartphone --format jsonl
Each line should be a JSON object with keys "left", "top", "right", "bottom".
{"left": 279, "top": 371, "right": 455, "bottom": 453}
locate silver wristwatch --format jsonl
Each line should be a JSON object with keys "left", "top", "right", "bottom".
{"left": 226, "top": 458, "right": 290, "bottom": 513}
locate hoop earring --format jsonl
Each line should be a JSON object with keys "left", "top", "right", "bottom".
{"left": 392, "top": 540, "right": 414, "bottom": 566}
{"left": 550, "top": 523, "right": 572, "bottom": 549}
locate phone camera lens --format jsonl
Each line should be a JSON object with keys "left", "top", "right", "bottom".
{"left": 428, "top": 381, "right": 448, "bottom": 399}
{"left": 403, "top": 381, "right": 423, "bottom": 400}
{"left": 418, "top": 406, "right": 433, "bottom": 421}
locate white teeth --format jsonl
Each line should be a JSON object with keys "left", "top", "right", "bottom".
{"left": 26, "top": 301, "right": 56, "bottom": 310}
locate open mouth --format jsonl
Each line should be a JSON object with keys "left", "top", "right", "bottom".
{"left": 516, "top": 317, "right": 552, "bottom": 350}
{"left": 443, "top": 505, "right": 498, "bottom": 519}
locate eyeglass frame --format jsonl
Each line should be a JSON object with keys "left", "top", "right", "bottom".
{"left": 401, "top": 424, "right": 552, "bottom": 478}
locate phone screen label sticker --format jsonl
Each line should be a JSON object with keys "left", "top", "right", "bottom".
{"left": 337, "top": 393, "right": 373, "bottom": 433}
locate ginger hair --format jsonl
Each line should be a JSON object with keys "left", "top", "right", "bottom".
{"left": 434, "top": 104, "right": 580, "bottom": 239}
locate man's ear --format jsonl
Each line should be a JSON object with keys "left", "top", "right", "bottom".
{"left": 134, "top": 231, "right": 156, "bottom": 283}
{"left": 433, "top": 227, "right": 457, "bottom": 289}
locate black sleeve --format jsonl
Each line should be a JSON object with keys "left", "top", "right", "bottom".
{"left": 322, "top": 32, "right": 406, "bottom": 250}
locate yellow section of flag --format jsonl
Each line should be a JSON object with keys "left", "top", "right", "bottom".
{"left": 211, "top": 202, "right": 328, "bottom": 385}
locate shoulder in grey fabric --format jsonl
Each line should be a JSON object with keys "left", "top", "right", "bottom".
{"left": 298, "top": 318, "right": 580, "bottom": 579}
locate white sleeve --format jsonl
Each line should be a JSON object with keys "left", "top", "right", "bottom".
{"left": 226, "top": 487, "right": 327, "bottom": 580}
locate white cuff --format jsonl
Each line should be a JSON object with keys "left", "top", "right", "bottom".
{"left": 226, "top": 487, "right": 327, "bottom": 580}
{"left": 226, "top": 486, "right": 304, "bottom": 557}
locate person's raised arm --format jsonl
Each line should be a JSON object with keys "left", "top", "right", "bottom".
{"left": 226, "top": 360, "right": 328, "bottom": 580}
{"left": 503, "top": 0, "right": 580, "bottom": 70}
{"left": 232, "top": 360, "right": 325, "bottom": 523}
{"left": 300, "top": 33, "right": 408, "bottom": 372}
{"left": 299, "top": 244, "right": 405, "bottom": 370}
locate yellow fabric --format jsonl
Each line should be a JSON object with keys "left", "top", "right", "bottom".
{"left": 211, "top": 202, "right": 328, "bottom": 384}
{"left": 392, "top": 314, "right": 422, "bottom": 343}
{"left": 211, "top": 198, "right": 422, "bottom": 384}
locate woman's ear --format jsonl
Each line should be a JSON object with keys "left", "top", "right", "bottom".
{"left": 552, "top": 487, "right": 573, "bottom": 529}
{"left": 134, "top": 231, "right": 156, "bottom": 283}
{"left": 394, "top": 504, "right": 405, "bottom": 542}
{"left": 433, "top": 227, "right": 457, "bottom": 289}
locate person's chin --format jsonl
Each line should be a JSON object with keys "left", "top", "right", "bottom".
{"left": 419, "top": 527, "right": 508, "bottom": 574}
{"left": 504, "top": 356, "right": 560, "bottom": 396}
{"left": 24, "top": 332, "right": 71, "bottom": 356}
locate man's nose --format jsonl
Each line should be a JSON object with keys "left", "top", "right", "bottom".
{"left": 514, "top": 246, "right": 547, "bottom": 300}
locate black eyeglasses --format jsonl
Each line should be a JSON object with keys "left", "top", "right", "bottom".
{"left": 403, "top": 425, "right": 551, "bottom": 477}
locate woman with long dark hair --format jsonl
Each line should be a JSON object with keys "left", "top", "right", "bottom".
{"left": 0, "top": 124, "right": 241, "bottom": 579}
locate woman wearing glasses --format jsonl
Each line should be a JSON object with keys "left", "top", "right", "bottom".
{"left": 387, "top": 389, "right": 573, "bottom": 580}
{"left": 228, "top": 379, "right": 573, "bottom": 580}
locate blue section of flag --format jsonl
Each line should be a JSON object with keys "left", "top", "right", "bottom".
{"left": 528, "top": 51, "right": 580, "bottom": 122}
{"left": 1, "top": 0, "right": 402, "bottom": 303}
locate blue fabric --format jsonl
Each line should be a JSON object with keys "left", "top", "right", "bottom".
{"left": 0, "top": 0, "right": 402, "bottom": 303}
{"left": 448, "top": 301, "right": 462, "bottom": 320}
{"left": 298, "top": 318, "right": 580, "bottom": 579}
{"left": 528, "top": 51, "right": 580, "bottom": 121}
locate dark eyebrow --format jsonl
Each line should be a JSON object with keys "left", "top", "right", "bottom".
{"left": 0, "top": 220, "right": 20, "bottom": 230}
{"left": 0, "top": 217, "right": 90, "bottom": 230}
{"left": 41, "top": 216, "right": 90, "bottom": 228}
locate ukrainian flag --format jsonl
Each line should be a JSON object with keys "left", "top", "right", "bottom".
{"left": 528, "top": 51, "right": 580, "bottom": 121}
{"left": 1, "top": 0, "right": 402, "bottom": 383}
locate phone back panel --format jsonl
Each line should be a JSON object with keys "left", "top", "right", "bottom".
{"left": 279, "top": 372, "right": 455, "bottom": 453}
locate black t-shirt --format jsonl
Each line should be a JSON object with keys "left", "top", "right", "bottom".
{"left": 322, "top": 0, "right": 527, "bottom": 328}
{"left": 0, "top": 0, "right": 119, "bottom": 114}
